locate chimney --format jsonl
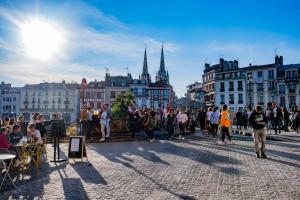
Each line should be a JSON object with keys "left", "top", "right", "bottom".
{"left": 234, "top": 60, "right": 239, "bottom": 68}
{"left": 275, "top": 55, "right": 279, "bottom": 65}
{"left": 279, "top": 56, "right": 283, "bottom": 65}
{"left": 219, "top": 58, "right": 224, "bottom": 64}
{"left": 205, "top": 63, "right": 210, "bottom": 69}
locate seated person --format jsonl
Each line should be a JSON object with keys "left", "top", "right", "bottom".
{"left": 27, "top": 123, "right": 43, "bottom": 144}
{"left": 9, "top": 124, "right": 24, "bottom": 145}
{"left": 0, "top": 127, "right": 11, "bottom": 150}
{"left": 17, "top": 115, "right": 28, "bottom": 136}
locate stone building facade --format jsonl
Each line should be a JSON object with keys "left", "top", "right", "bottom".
{"left": 20, "top": 81, "right": 80, "bottom": 123}
{"left": 0, "top": 82, "right": 21, "bottom": 119}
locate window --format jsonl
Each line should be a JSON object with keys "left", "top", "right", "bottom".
{"left": 220, "top": 82, "right": 225, "bottom": 91}
{"left": 292, "top": 70, "right": 298, "bottom": 78}
{"left": 238, "top": 94, "right": 243, "bottom": 103}
{"left": 290, "top": 96, "right": 296, "bottom": 105}
{"left": 288, "top": 84, "right": 296, "bottom": 93}
{"left": 110, "top": 91, "right": 116, "bottom": 98}
{"left": 257, "top": 83, "right": 264, "bottom": 91}
{"left": 268, "top": 70, "right": 274, "bottom": 77}
{"left": 238, "top": 81, "right": 243, "bottom": 90}
{"left": 280, "top": 96, "right": 285, "bottom": 107}
{"left": 286, "top": 71, "right": 291, "bottom": 78}
{"left": 229, "top": 94, "right": 234, "bottom": 104}
{"left": 268, "top": 82, "right": 275, "bottom": 90}
{"left": 259, "top": 96, "right": 264, "bottom": 105}
{"left": 279, "top": 85, "right": 285, "bottom": 94}
{"left": 257, "top": 71, "right": 263, "bottom": 77}
{"left": 229, "top": 82, "right": 234, "bottom": 91}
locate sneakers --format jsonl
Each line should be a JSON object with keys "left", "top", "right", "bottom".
{"left": 181, "top": 137, "right": 185, "bottom": 140}
{"left": 261, "top": 153, "right": 267, "bottom": 159}
{"left": 228, "top": 140, "right": 233, "bottom": 145}
{"left": 150, "top": 138, "right": 155, "bottom": 143}
{"left": 100, "top": 138, "right": 105, "bottom": 142}
{"left": 256, "top": 153, "right": 261, "bottom": 158}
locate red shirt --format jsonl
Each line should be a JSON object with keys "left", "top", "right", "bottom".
{"left": 0, "top": 134, "right": 11, "bottom": 149}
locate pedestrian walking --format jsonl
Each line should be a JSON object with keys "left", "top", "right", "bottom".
{"left": 235, "top": 109, "right": 242, "bottom": 130}
{"left": 249, "top": 105, "right": 268, "bottom": 158}
{"left": 198, "top": 108, "right": 206, "bottom": 134}
{"left": 210, "top": 107, "right": 220, "bottom": 138}
{"left": 218, "top": 104, "right": 232, "bottom": 145}
{"left": 99, "top": 105, "right": 107, "bottom": 142}
{"left": 283, "top": 107, "right": 290, "bottom": 131}
{"left": 144, "top": 111, "right": 155, "bottom": 142}
{"left": 166, "top": 109, "right": 176, "bottom": 139}
{"left": 177, "top": 109, "right": 188, "bottom": 140}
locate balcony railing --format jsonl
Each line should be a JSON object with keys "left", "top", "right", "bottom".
{"left": 229, "top": 88, "right": 234, "bottom": 91}
{"left": 288, "top": 90, "right": 296, "bottom": 94}
{"left": 237, "top": 87, "right": 243, "bottom": 91}
{"left": 285, "top": 77, "right": 299, "bottom": 82}
{"left": 279, "top": 90, "right": 285, "bottom": 94}
{"left": 23, "top": 101, "right": 29, "bottom": 104}
{"left": 64, "top": 100, "right": 70, "bottom": 104}
{"left": 220, "top": 101, "right": 225, "bottom": 105}
{"left": 257, "top": 88, "right": 264, "bottom": 92}
{"left": 238, "top": 101, "right": 243, "bottom": 104}
{"left": 258, "top": 102, "right": 264, "bottom": 106}
{"left": 220, "top": 89, "right": 225, "bottom": 92}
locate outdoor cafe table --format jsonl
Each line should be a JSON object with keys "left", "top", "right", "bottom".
{"left": 0, "top": 154, "right": 16, "bottom": 190}
{"left": 12, "top": 142, "right": 42, "bottom": 171}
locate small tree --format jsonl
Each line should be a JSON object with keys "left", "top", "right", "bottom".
{"left": 112, "top": 92, "right": 135, "bottom": 118}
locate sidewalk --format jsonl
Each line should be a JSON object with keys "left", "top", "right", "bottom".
{"left": 1, "top": 132, "right": 299, "bottom": 199}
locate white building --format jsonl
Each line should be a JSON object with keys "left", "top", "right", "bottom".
{"left": 201, "top": 56, "right": 300, "bottom": 112}
{"left": 20, "top": 81, "right": 80, "bottom": 123}
{"left": 0, "top": 82, "right": 21, "bottom": 118}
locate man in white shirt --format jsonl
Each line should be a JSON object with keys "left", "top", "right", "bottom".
{"left": 105, "top": 104, "right": 112, "bottom": 139}
{"left": 100, "top": 105, "right": 107, "bottom": 142}
{"left": 176, "top": 110, "right": 188, "bottom": 140}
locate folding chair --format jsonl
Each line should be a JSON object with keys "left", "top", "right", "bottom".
{"left": 22, "top": 144, "right": 42, "bottom": 172}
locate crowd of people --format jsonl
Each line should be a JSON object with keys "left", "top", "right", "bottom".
{"left": 80, "top": 104, "right": 112, "bottom": 142}
{"left": 125, "top": 102, "right": 299, "bottom": 158}
{"left": 0, "top": 113, "right": 46, "bottom": 167}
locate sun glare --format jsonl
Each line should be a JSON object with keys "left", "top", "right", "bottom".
{"left": 21, "top": 19, "right": 63, "bottom": 61}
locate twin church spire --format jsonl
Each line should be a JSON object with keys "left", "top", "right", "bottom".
{"left": 140, "top": 45, "right": 169, "bottom": 84}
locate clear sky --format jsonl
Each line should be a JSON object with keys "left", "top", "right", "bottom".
{"left": 1, "top": 0, "right": 300, "bottom": 97}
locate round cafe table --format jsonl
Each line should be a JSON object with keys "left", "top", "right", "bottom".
{"left": 0, "top": 154, "right": 16, "bottom": 190}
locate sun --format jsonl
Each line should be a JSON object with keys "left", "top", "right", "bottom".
{"left": 21, "top": 19, "right": 63, "bottom": 61}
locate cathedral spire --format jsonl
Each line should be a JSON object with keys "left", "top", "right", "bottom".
{"left": 142, "top": 48, "right": 148, "bottom": 74}
{"left": 141, "top": 48, "right": 151, "bottom": 83}
{"left": 159, "top": 45, "right": 166, "bottom": 73}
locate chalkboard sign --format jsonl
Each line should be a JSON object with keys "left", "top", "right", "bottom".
{"left": 68, "top": 136, "right": 87, "bottom": 160}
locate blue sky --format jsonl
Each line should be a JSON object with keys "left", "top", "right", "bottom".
{"left": 1, "top": 0, "right": 300, "bottom": 97}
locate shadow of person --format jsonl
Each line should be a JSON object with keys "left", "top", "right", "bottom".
{"left": 70, "top": 162, "right": 107, "bottom": 185}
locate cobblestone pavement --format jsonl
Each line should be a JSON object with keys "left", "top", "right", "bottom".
{"left": 1, "top": 133, "right": 300, "bottom": 200}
